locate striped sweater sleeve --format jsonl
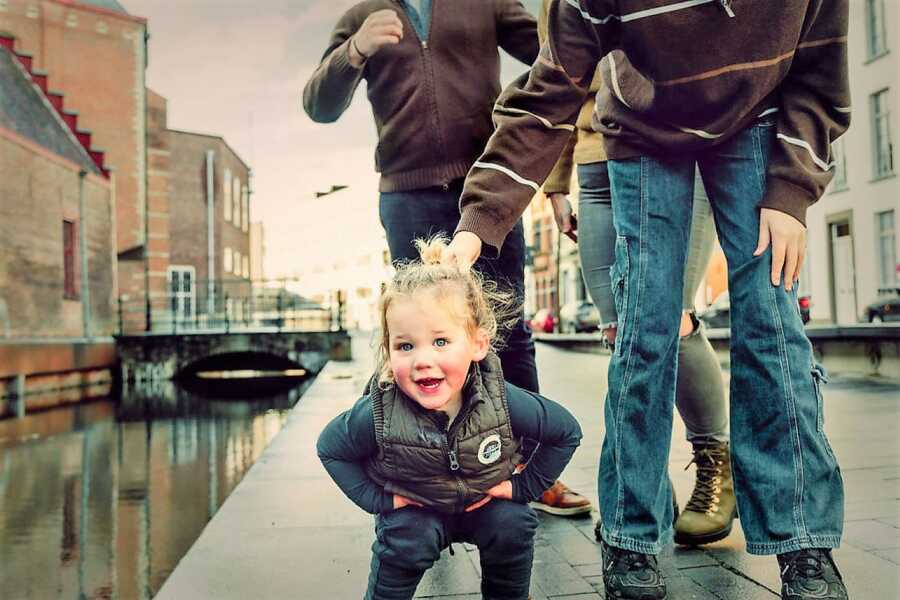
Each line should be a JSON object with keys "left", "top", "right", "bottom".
{"left": 539, "top": 0, "right": 577, "bottom": 195}
{"left": 457, "top": 0, "right": 617, "bottom": 256}
{"left": 760, "top": 0, "right": 851, "bottom": 225}
{"left": 302, "top": 8, "right": 366, "bottom": 124}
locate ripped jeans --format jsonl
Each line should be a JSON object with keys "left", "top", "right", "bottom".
{"left": 596, "top": 120, "right": 844, "bottom": 556}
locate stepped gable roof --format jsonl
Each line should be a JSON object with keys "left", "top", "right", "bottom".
{"left": 0, "top": 48, "right": 101, "bottom": 175}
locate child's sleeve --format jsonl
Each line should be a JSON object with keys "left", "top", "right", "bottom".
{"left": 316, "top": 395, "right": 394, "bottom": 514}
{"left": 506, "top": 383, "right": 583, "bottom": 503}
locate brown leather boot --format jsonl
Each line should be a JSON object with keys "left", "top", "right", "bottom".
{"left": 674, "top": 440, "right": 737, "bottom": 546}
{"left": 530, "top": 480, "right": 592, "bottom": 516}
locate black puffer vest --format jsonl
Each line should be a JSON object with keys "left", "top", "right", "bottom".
{"left": 364, "top": 352, "right": 523, "bottom": 513}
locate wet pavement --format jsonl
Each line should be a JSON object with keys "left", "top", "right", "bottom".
{"left": 157, "top": 334, "right": 900, "bottom": 599}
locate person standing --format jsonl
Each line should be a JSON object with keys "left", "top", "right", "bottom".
{"left": 303, "top": 0, "right": 591, "bottom": 516}
{"left": 446, "top": 1, "right": 849, "bottom": 598}
{"left": 537, "top": 0, "right": 735, "bottom": 548}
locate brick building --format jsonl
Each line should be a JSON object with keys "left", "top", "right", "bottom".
{"left": 0, "top": 0, "right": 154, "bottom": 310}
{"left": 0, "top": 38, "right": 116, "bottom": 414}
{"left": 168, "top": 129, "right": 251, "bottom": 327}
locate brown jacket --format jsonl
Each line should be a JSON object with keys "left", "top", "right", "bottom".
{"left": 302, "top": 0, "right": 539, "bottom": 193}
{"left": 458, "top": 0, "right": 850, "bottom": 254}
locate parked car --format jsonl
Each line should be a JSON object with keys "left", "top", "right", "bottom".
{"left": 529, "top": 308, "right": 556, "bottom": 333}
{"left": 864, "top": 287, "right": 900, "bottom": 323}
{"left": 559, "top": 300, "right": 601, "bottom": 333}
{"left": 698, "top": 291, "right": 812, "bottom": 330}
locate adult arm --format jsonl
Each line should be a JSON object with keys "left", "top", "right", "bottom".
{"left": 455, "top": 0, "right": 617, "bottom": 258}
{"left": 495, "top": 0, "right": 541, "bottom": 66}
{"left": 302, "top": 9, "right": 365, "bottom": 124}
{"left": 316, "top": 396, "right": 394, "bottom": 514}
{"left": 538, "top": 0, "right": 576, "bottom": 196}
{"left": 760, "top": 0, "right": 850, "bottom": 224}
{"left": 506, "top": 383, "right": 583, "bottom": 503}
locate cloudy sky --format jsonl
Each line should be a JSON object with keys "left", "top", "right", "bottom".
{"left": 122, "top": 0, "right": 541, "bottom": 279}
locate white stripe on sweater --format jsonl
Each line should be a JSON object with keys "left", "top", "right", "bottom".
{"left": 494, "top": 104, "right": 576, "bottom": 131}
{"left": 676, "top": 125, "right": 724, "bottom": 139}
{"left": 472, "top": 162, "right": 540, "bottom": 191}
{"left": 834, "top": 106, "right": 852, "bottom": 114}
{"left": 777, "top": 134, "right": 835, "bottom": 171}
{"left": 566, "top": 0, "right": 716, "bottom": 25}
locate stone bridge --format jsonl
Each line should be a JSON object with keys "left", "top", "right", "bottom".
{"left": 116, "top": 330, "right": 352, "bottom": 384}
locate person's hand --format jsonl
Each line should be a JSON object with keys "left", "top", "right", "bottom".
{"left": 754, "top": 208, "right": 807, "bottom": 291}
{"left": 393, "top": 494, "right": 423, "bottom": 510}
{"left": 464, "top": 480, "right": 513, "bottom": 512}
{"left": 349, "top": 10, "right": 403, "bottom": 66}
{"left": 549, "top": 193, "right": 578, "bottom": 242}
{"left": 443, "top": 231, "right": 482, "bottom": 272}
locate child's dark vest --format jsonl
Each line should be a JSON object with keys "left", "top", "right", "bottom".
{"left": 364, "top": 352, "right": 523, "bottom": 513}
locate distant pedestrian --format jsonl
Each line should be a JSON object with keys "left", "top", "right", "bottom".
{"left": 445, "top": 1, "right": 850, "bottom": 599}
{"left": 317, "top": 236, "right": 582, "bottom": 600}
{"left": 303, "top": 0, "right": 592, "bottom": 516}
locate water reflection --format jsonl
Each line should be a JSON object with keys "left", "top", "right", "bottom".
{"left": 0, "top": 375, "right": 312, "bottom": 599}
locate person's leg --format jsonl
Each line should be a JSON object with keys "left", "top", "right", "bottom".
{"left": 379, "top": 182, "right": 538, "bottom": 392}
{"left": 697, "top": 121, "right": 844, "bottom": 558}
{"left": 576, "top": 162, "right": 618, "bottom": 331}
{"left": 598, "top": 156, "right": 695, "bottom": 553}
{"left": 673, "top": 169, "right": 736, "bottom": 546}
{"left": 457, "top": 500, "right": 538, "bottom": 600}
{"left": 365, "top": 508, "right": 447, "bottom": 600}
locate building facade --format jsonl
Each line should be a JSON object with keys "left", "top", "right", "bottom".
{"left": 0, "top": 0, "right": 150, "bottom": 304}
{"left": 168, "top": 129, "right": 251, "bottom": 328}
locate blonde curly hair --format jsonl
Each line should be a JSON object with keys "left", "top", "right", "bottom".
{"left": 374, "top": 236, "right": 517, "bottom": 385}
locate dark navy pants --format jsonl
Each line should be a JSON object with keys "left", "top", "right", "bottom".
{"left": 379, "top": 180, "right": 539, "bottom": 393}
{"left": 365, "top": 501, "right": 539, "bottom": 600}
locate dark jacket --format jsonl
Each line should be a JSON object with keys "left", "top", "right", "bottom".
{"left": 457, "top": 0, "right": 850, "bottom": 255}
{"left": 302, "top": 0, "right": 540, "bottom": 193}
{"left": 317, "top": 354, "right": 582, "bottom": 514}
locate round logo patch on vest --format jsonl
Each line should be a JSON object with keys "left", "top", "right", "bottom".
{"left": 477, "top": 434, "right": 502, "bottom": 465}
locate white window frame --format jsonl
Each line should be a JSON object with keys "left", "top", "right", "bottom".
{"left": 866, "top": 0, "right": 889, "bottom": 60}
{"left": 242, "top": 255, "right": 250, "bottom": 279}
{"left": 224, "top": 246, "right": 233, "bottom": 274}
{"left": 877, "top": 210, "right": 896, "bottom": 286}
{"left": 232, "top": 176, "right": 241, "bottom": 229}
{"left": 241, "top": 185, "right": 249, "bottom": 233}
{"left": 223, "top": 168, "right": 232, "bottom": 222}
{"left": 871, "top": 89, "right": 894, "bottom": 179}
{"left": 167, "top": 265, "right": 197, "bottom": 325}
{"left": 830, "top": 138, "right": 848, "bottom": 192}
{"left": 234, "top": 250, "right": 242, "bottom": 277}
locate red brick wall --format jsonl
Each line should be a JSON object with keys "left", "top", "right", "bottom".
{"left": 146, "top": 89, "right": 170, "bottom": 324}
{"left": 168, "top": 131, "right": 251, "bottom": 313}
{"left": 0, "top": 132, "right": 116, "bottom": 337}
{"left": 0, "top": 0, "right": 148, "bottom": 256}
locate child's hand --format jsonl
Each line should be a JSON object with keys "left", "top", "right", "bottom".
{"left": 393, "top": 494, "right": 423, "bottom": 510}
{"left": 754, "top": 208, "right": 807, "bottom": 291}
{"left": 464, "top": 480, "right": 513, "bottom": 512}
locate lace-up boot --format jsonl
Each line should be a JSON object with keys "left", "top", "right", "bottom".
{"left": 674, "top": 440, "right": 737, "bottom": 545}
{"left": 777, "top": 548, "right": 848, "bottom": 599}
{"left": 600, "top": 538, "right": 666, "bottom": 599}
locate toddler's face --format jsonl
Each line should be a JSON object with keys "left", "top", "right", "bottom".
{"left": 386, "top": 292, "right": 489, "bottom": 416}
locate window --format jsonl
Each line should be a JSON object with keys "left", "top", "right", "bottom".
{"left": 234, "top": 251, "right": 242, "bottom": 276}
{"left": 241, "top": 185, "right": 249, "bottom": 233}
{"left": 532, "top": 222, "right": 542, "bottom": 253}
{"left": 224, "top": 247, "right": 233, "bottom": 274}
{"left": 63, "top": 220, "right": 78, "bottom": 299}
{"left": 830, "top": 138, "right": 847, "bottom": 191}
{"left": 866, "top": 0, "right": 888, "bottom": 60}
{"left": 877, "top": 210, "right": 896, "bottom": 286}
{"left": 223, "top": 168, "right": 232, "bottom": 222}
{"left": 871, "top": 89, "right": 893, "bottom": 178}
{"left": 232, "top": 176, "right": 241, "bottom": 229}
{"left": 242, "top": 256, "right": 250, "bottom": 279}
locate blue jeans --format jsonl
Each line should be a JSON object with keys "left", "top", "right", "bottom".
{"left": 380, "top": 180, "right": 539, "bottom": 393}
{"left": 365, "top": 501, "right": 538, "bottom": 600}
{"left": 577, "top": 162, "right": 728, "bottom": 444}
{"left": 598, "top": 121, "right": 844, "bottom": 555}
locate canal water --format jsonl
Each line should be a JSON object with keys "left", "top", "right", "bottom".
{"left": 0, "top": 375, "right": 313, "bottom": 599}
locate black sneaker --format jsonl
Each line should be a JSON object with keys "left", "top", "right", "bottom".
{"left": 777, "top": 548, "right": 848, "bottom": 599}
{"left": 600, "top": 538, "right": 666, "bottom": 600}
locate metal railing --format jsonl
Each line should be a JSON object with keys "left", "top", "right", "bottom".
{"left": 116, "top": 280, "right": 346, "bottom": 335}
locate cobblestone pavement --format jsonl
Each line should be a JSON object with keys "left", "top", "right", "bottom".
{"left": 156, "top": 334, "right": 900, "bottom": 600}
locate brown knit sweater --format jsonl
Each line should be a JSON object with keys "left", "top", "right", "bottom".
{"left": 458, "top": 0, "right": 850, "bottom": 255}
{"left": 302, "top": 0, "right": 539, "bottom": 193}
